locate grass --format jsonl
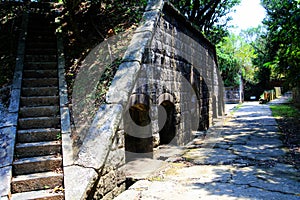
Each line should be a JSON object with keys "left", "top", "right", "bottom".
{"left": 270, "top": 104, "right": 300, "bottom": 119}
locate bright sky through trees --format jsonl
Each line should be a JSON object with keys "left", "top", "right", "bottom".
{"left": 229, "top": 0, "right": 266, "bottom": 33}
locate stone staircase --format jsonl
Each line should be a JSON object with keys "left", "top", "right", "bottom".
{"left": 11, "top": 10, "right": 64, "bottom": 199}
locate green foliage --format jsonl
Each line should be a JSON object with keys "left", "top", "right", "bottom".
{"left": 0, "top": 2, "right": 24, "bottom": 87}
{"left": 261, "top": 0, "right": 300, "bottom": 86}
{"left": 57, "top": 1, "right": 146, "bottom": 98}
{"left": 170, "top": 0, "right": 241, "bottom": 44}
{"left": 95, "top": 58, "right": 122, "bottom": 107}
{"left": 270, "top": 104, "right": 300, "bottom": 119}
{"left": 216, "top": 33, "right": 257, "bottom": 87}
{"left": 56, "top": 132, "right": 62, "bottom": 140}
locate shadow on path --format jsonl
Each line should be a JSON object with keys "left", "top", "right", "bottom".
{"left": 116, "top": 101, "right": 300, "bottom": 200}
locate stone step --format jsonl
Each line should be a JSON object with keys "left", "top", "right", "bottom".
{"left": 22, "top": 87, "right": 58, "bottom": 97}
{"left": 25, "top": 54, "right": 57, "bottom": 62}
{"left": 11, "top": 171, "right": 63, "bottom": 193}
{"left": 26, "top": 40, "right": 56, "bottom": 45}
{"left": 23, "top": 70, "right": 57, "bottom": 78}
{"left": 23, "top": 78, "right": 58, "bottom": 87}
{"left": 24, "top": 61, "right": 57, "bottom": 70}
{"left": 11, "top": 189, "right": 63, "bottom": 200}
{"left": 15, "top": 141, "right": 61, "bottom": 158}
{"left": 17, "top": 128, "right": 60, "bottom": 143}
{"left": 26, "top": 42, "right": 57, "bottom": 49}
{"left": 21, "top": 96, "right": 59, "bottom": 107}
{"left": 26, "top": 48, "right": 57, "bottom": 55}
{"left": 26, "top": 37, "right": 57, "bottom": 44}
{"left": 13, "top": 155, "right": 62, "bottom": 175}
{"left": 27, "top": 32, "right": 56, "bottom": 39}
{"left": 18, "top": 116, "right": 60, "bottom": 129}
{"left": 19, "top": 106, "right": 59, "bottom": 118}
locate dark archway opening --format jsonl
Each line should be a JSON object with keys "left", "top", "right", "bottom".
{"left": 158, "top": 100, "right": 176, "bottom": 145}
{"left": 124, "top": 103, "right": 153, "bottom": 162}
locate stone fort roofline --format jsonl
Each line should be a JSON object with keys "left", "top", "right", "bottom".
{"left": 161, "top": 1, "right": 219, "bottom": 68}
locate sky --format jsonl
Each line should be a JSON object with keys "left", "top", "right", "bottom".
{"left": 228, "top": 0, "right": 266, "bottom": 34}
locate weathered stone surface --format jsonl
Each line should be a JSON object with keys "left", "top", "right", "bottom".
{"left": 135, "top": 10, "right": 160, "bottom": 33}
{"left": 166, "top": 165, "right": 233, "bottom": 183}
{"left": 60, "top": 107, "right": 71, "bottom": 134}
{"left": 93, "top": 168, "right": 126, "bottom": 198}
{"left": 8, "top": 89, "right": 21, "bottom": 113}
{"left": 62, "top": 133, "right": 74, "bottom": 167}
{"left": 183, "top": 148, "right": 238, "bottom": 165}
{"left": 4, "top": 113, "right": 18, "bottom": 127}
{"left": 76, "top": 104, "right": 123, "bottom": 169}
{"left": 0, "top": 127, "right": 17, "bottom": 167}
{"left": 100, "top": 183, "right": 126, "bottom": 200}
{"left": 0, "top": 166, "right": 11, "bottom": 197}
{"left": 11, "top": 70, "right": 22, "bottom": 90}
{"left": 145, "top": 0, "right": 164, "bottom": 11}
{"left": 123, "top": 31, "right": 152, "bottom": 62}
{"left": 116, "top": 101, "right": 300, "bottom": 199}
{"left": 106, "top": 62, "right": 141, "bottom": 105}
{"left": 64, "top": 165, "right": 98, "bottom": 200}
{"left": 121, "top": 158, "right": 165, "bottom": 180}
{"left": 69, "top": 0, "right": 223, "bottom": 197}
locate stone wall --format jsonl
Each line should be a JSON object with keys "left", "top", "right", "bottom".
{"left": 126, "top": 3, "right": 224, "bottom": 153}
{"left": 65, "top": 0, "right": 224, "bottom": 199}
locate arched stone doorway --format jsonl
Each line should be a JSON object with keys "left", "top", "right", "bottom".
{"left": 124, "top": 94, "right": 153, "bottom": 162}
{"left": 157, "top": 93, "right": 176, "bottom": 145}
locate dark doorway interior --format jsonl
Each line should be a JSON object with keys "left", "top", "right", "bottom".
{"left": 158, "top": 100, "right": 176, "bottom": 145}
{"left": 124, "top": 104, "right": 153, "bottom": 162}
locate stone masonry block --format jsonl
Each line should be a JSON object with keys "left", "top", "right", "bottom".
{"left": 145, "top": 0, "right": 164, "bottom": 11}
{"left": 60, "top": 107, "right": 71, "bottom": 134}
{"left": 0, "top": 166, "right": 11, "bottom": 197}
{"left": 106, "top": 62, "right": 141, "bottom": 105}
{"left": 11, "top": 70, "right": 22, "bottom": 90}
{"left": 76, "top": 104, "right": 123, "bottom": 169}
{"left": 135, "top": 10, "right": 160, "bottom": 33}
{"left": 123, "top": 32, "right": 153, "bottom": 63}
{"left": 64, "top": 165, "right": 98, "bottom": 200}
{"left": 105, "top": 148, "right": 125, "bottom": 168}
{"left": 0, "top": 127, "right": 17, "bottom": 167}
{"left": 8, "top": 89, "right": 21, "bottom": 113}
{"left": 62, "top": 133, "right": 74, "bottom": 167}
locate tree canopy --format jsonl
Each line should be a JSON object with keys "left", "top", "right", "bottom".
{"left": 216, "top": 33, "right": 257, "bottom": 87}
{"left": 170, "top": 0, "right": 241, "bottom": 44}
{"left": 260, "top": 0, "right": 300, "bottom": 86}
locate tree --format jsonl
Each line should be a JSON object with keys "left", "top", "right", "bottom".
{"left": 240, "top": 27, "right": 273, "bottom": 85}
{"left": 261, "top": 0, "right": 300, "bottom": 86}
{"left": 170, "top": 0, "right": 241, "bottom": 44}
{"left": 216, "top": 33, "right": 257, "bottom": 87}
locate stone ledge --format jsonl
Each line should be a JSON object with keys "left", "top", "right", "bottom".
{"left": 64, "top": 165, "right": 98, "bottom": 200}
{"left": 135, "top": 10, "right": 160, "bottom": 34}
{"left": 106, "top": 61, "right": 141, "bottom": 105}
{"left": 0, "top": 166, "right": 11, "bottom": 198}
{"left": 76, "top": 104, "right": 123, "bottom": 169}
{"left": 0, "top": 11, "right": 28, "bottom": 199}
{"left": 145, "top": 0, "right": 164, "bottom": 11}
{"left": 123, "top": 31, "right": 153, "bottom": 62}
